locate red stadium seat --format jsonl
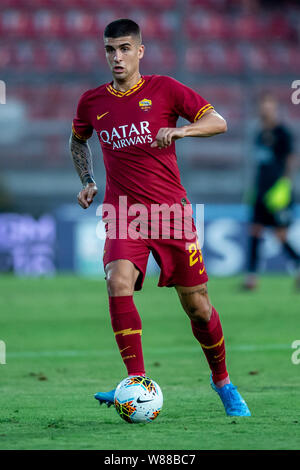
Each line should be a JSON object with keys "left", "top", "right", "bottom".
{"left": 185, "top": 10, "right": 229, "bottom": 40}
{"left": 32, "top": 10, "right": 65, "bottom": 38}
{"left": 33, "top": 44, "right": 51, "bottom": 71}
{"left": 267, "top": 13, "right": 296, "bottom": 41}
{"left": 243, "top": 43, "right": 271, "bottom": 72}
{"left": 185, "top": 44, "right": 243, "bottom": 73}
{"left": 77, "top": 41, "right": 103, "bottom": 72}
{"left": 188, "top": 0, "right": 228, "bottom": 10}
{"left": 0, "top": 43, "right": 15, "bottom": 68}
{"left": 0, "top": 1, "right": 299, "bottom": 79}
{"left": 64, "top": 11, "right": 98, "bottom": 38}
{"left": 126, "top": 0, "right": 176, "bottom": 9}
{"left": 14, "top": 42, "right": 34, "bottom": 69}
{"left": 141, "top": 43, "right": 176, "bottom": 71}
{"left": 233, "top": 14, "right": 265, "bottom": 40}
{"left": 1, "top": 10, "right": 33, "bottom": 38}
{"left": 287, "top": 46, "right": 300, "bottom": 73}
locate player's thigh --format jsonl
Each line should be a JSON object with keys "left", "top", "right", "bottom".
{"left": 103, "top": 236, "right": 150, "bottom": 295}
{"left": 150, "top": 232, "right": 208, "bottom": 289}
{"left": 175, "top": 282, "right": 212, "bottom": 323}
{"left": 105, "top": 259, "right": 140, "bottom": 296}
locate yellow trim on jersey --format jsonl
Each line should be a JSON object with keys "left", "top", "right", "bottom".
{"left": 194, "top": 104, "right": 214, "bottom": 122}
{"left": 106, "top": 77, "right": 145, "bottom": 98}
{"left": 72, "top": 123, "right": 92, "bottom": 141}
{"left": 200, "top": 336, "right": 224, "bottom": 350}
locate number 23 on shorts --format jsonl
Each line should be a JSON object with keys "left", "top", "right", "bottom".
{"left": 188, "top": 240, "right": 205, "bottom": 275}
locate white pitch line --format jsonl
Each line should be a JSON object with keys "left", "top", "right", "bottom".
{"left": 5, "top": 343, "right": 292, "bottom": 359}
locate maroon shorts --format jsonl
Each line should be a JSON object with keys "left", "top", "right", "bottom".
{"left": 103, "top": 225, "right": 208, "bottom": 291}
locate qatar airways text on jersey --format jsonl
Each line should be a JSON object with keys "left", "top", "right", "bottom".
{"left": 98, "top": 120, "right": 152, "bottom": 149}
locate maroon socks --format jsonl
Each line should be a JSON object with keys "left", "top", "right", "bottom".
{"left": 109, "top": 297, "right": 229, "bottom": 388}
{"left": 109, "top": 296, "right": 145, "bottom": 376}
{"left": 191, "top": 306, "right": 229, "bottom": 386}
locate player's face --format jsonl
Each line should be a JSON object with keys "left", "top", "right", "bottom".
{"left": 259, "top": 98, "right": 278, "bottom": 122}
{"left": 104, "top": 35, "right": 144, "bottom": 81}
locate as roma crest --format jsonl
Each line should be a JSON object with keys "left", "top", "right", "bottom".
{"left": 139, "top": 98, "right": 152, "bottom": 112}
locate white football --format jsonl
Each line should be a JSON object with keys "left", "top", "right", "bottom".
{"left": 114, "top": 376, "right": 163, "bottom": 423}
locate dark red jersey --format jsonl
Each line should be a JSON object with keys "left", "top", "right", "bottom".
{"left": 72, "top": 75, "right": 213, "bottom": 211}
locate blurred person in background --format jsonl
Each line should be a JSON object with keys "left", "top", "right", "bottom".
{"left": 243, "top": 93, "right": 300, "bottom": 290}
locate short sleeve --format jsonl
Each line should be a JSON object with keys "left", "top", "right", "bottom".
{"left": 72, "top": 92, "right": 94, "bottom": 141}
{"left": 167, "top": 77, "right": 214, "bottom": 123}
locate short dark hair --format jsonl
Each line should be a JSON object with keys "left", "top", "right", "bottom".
{"left": 104, "top": 19, "right": 142, "bottom": 42}
{"left": 258, "top": 92, "right": 278, "bottom": 107}
{"left": 260, "top": 92, "right": 277, "bottom": 103}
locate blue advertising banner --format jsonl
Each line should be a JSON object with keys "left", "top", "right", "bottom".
{"left": 0, "top": 213, "right": 56, "bottom": 275}
{"left": 56, "top": 203, "right": 300, "bottom": 278}
{"left": 1, "top": 204, "right": 299, "bottom": 277}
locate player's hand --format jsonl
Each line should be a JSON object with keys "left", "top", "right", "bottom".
{"left": 77, "top": 182, "right": 98, "bottom": 209}
{"left": 150, "top": 127, "right": 186, "bottom": 149}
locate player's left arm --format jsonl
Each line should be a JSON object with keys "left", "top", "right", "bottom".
{"left": 151, "top": 109, "right": 227, "bottom": 149}
{"left": 282, "top": 127, "right": 298, "bottom": 178}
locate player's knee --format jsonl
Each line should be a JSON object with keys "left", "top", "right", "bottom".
{"left": 186, "top": 299, "right": 212, "bottom": 324}
{"left": 106, "top": 273, "right": 134, "bottom": 297}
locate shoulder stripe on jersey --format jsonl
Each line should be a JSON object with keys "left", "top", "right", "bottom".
{"left": 194, "top": 104, "right": 214, "bottom": 122}
{"left": 106, "top": 77, "right": 145, "bottom": 98}
{"left": 72, "top": 123, "right": 92, "bottom": 141}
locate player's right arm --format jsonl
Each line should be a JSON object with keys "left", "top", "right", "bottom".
{"left": 69, "top": 133, "right": 98, "bottom": 209}
{"left": 70, "top": 92, "right": 98, "bottom": 209}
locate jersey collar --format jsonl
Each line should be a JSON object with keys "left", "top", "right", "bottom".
{"left": 106, "top": 76, "right": 145, "bottom": 98}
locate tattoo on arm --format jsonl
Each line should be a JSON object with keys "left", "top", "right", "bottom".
{"left": 69, "top": 133, "right": 95, "bottom": 186}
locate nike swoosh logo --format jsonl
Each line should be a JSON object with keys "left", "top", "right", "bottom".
{"left": 120, "top": 346, "right": 130, "bottom": 354}
{"left": 97, "top": 112, "right": 109, "bottom": 120}
{"left": 136, "top": 397, "right": 154, "bottom": 404}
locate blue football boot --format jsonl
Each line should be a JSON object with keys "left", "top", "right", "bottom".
{"left": 94, "top": 389, "right": 116, "bottom": 408}
{"left": 210, "top": 375, "right": 251, "bottom": 417}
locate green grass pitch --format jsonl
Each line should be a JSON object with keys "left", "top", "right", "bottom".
{"left": 0, "top": 274, "right": 299, "bottom": 450}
